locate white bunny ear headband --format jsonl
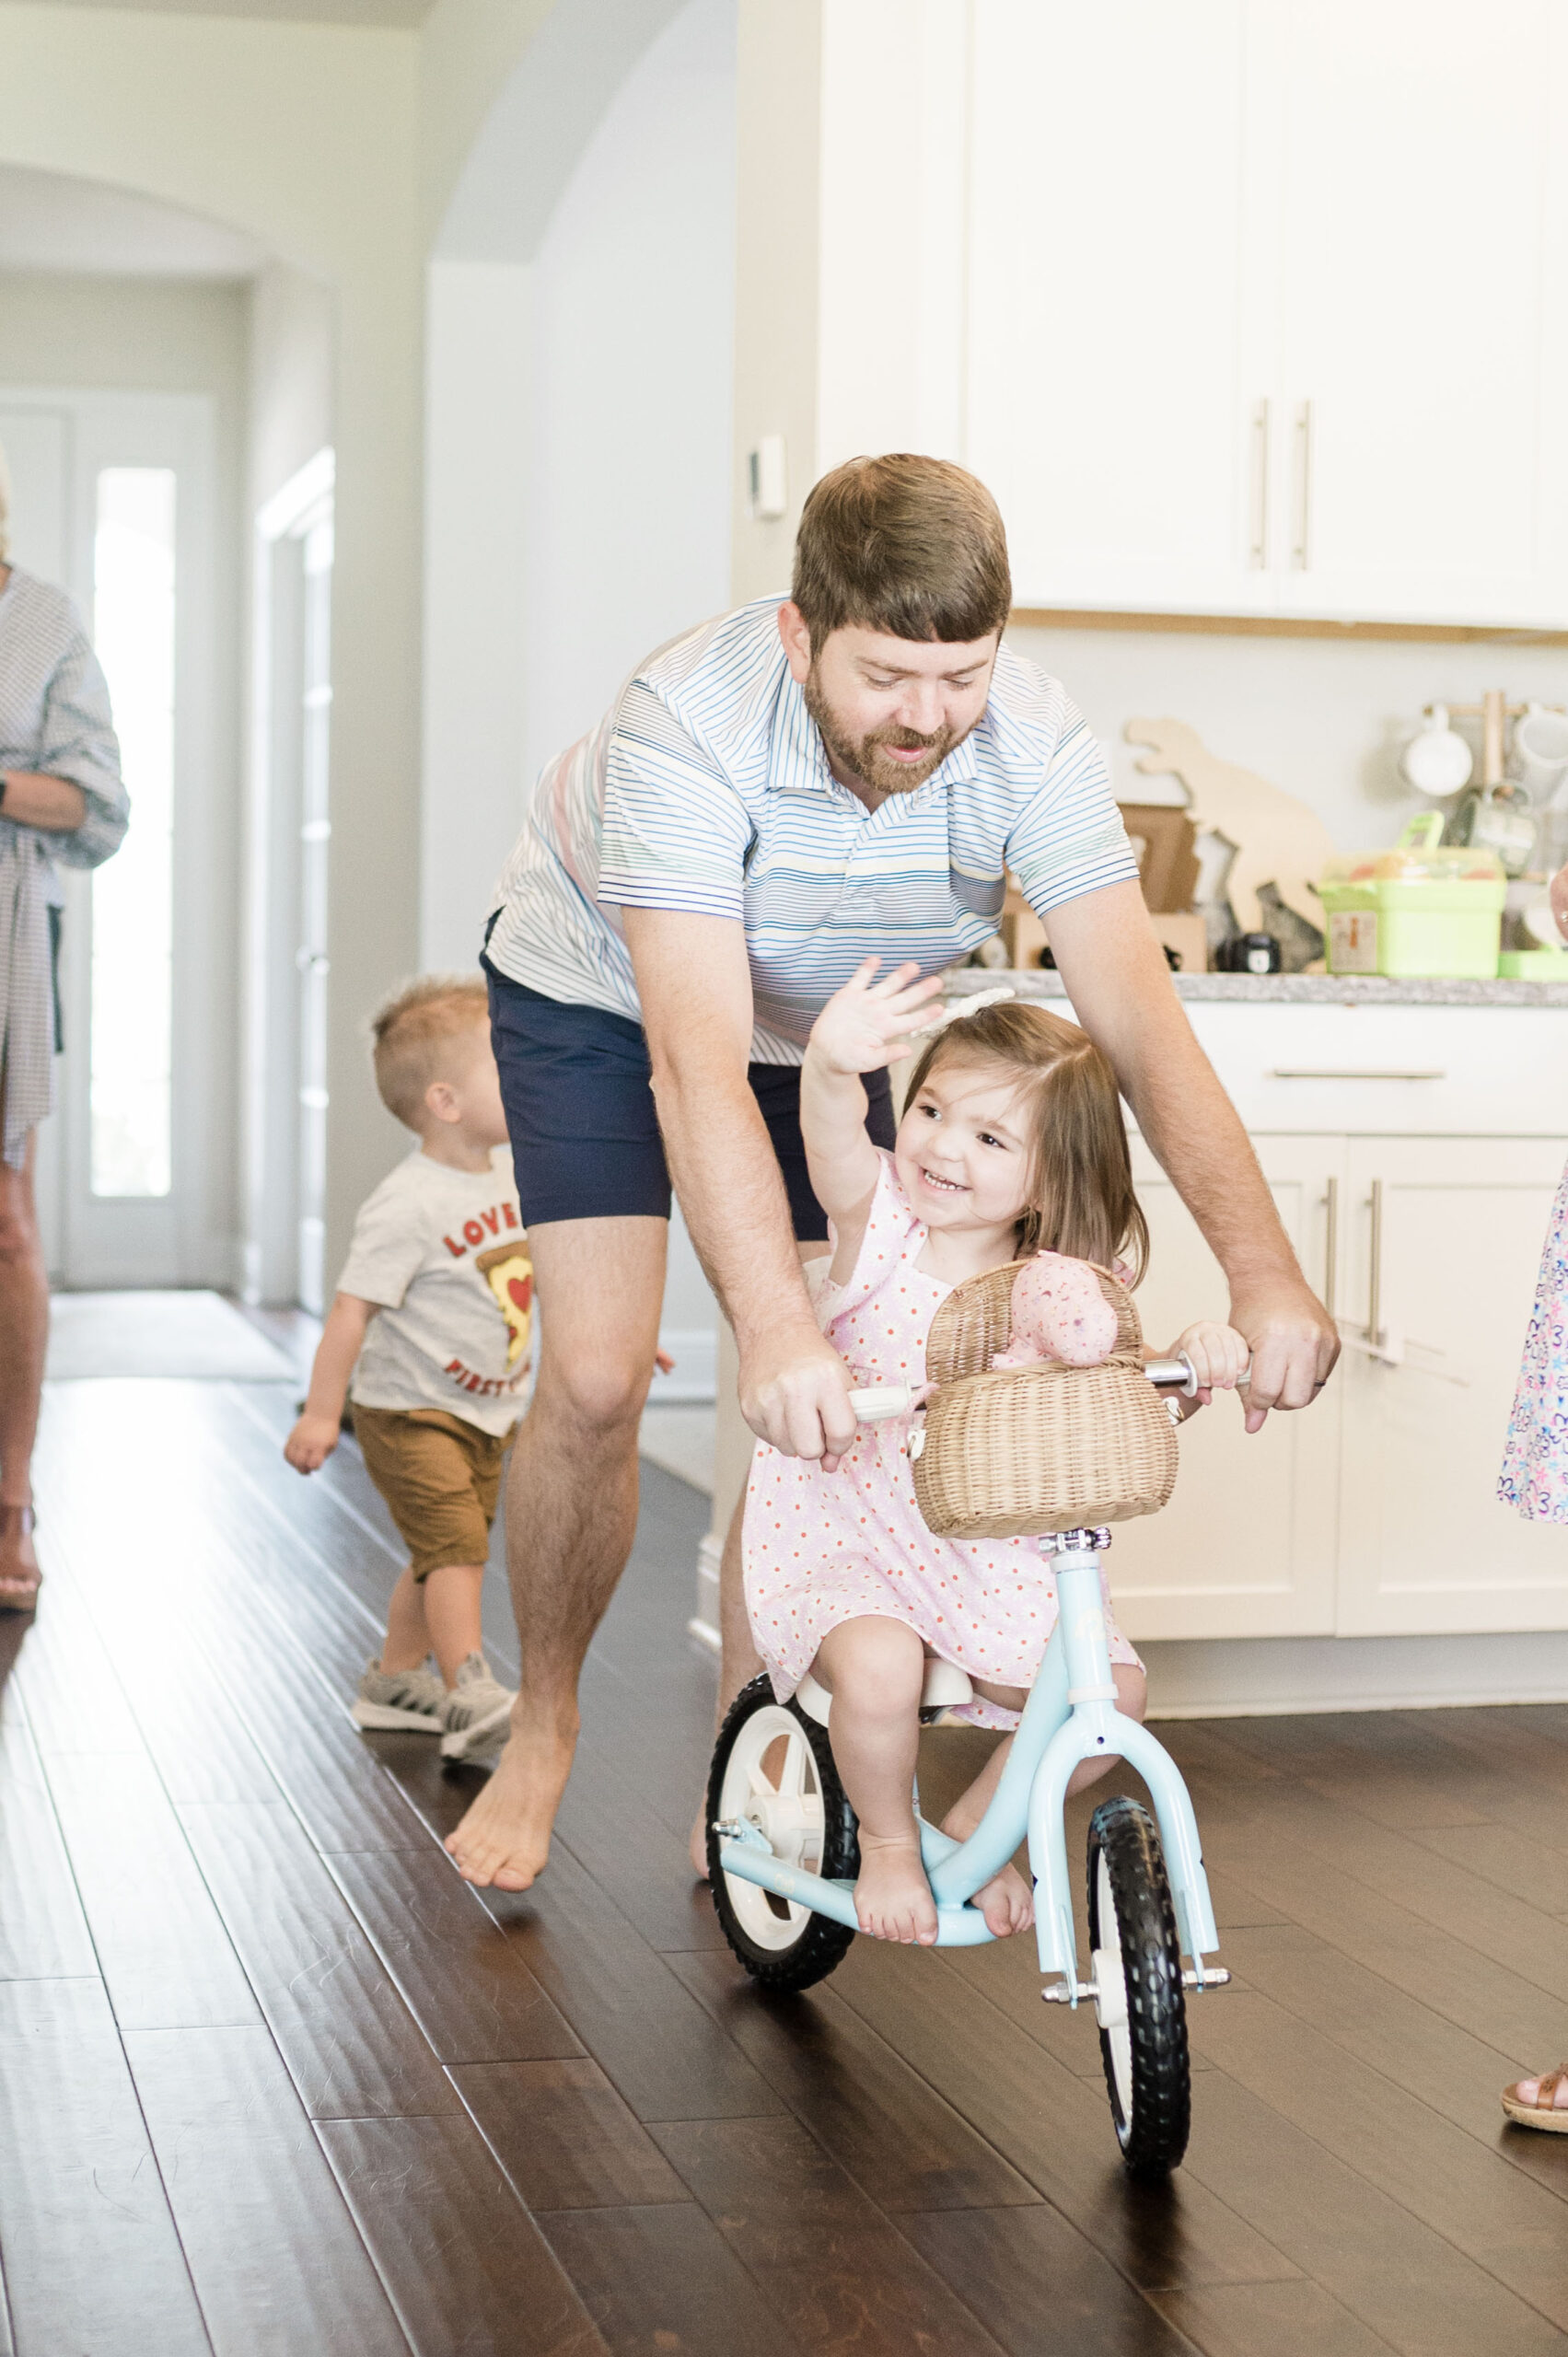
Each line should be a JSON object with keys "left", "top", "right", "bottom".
{"left": 908, "top": 984, "right": 1016, "bottom": 1039}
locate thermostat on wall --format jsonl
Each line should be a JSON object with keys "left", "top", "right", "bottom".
{"left": 748, "top": 435, "right": 787, "bottom": 521}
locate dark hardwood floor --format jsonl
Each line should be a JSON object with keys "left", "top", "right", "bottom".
{"left": 4, "top": 1375, "right": 1568, "bottom": 2354}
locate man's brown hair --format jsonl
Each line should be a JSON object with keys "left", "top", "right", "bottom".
{"left": 791, "top": 454, "right": 1012, "bottom": 648}
{"left": 370, "top": 974, "right": 490, "bottom": 1128}
{"left": 904, "top": 1001, "right": 1149, "bottom": 1281}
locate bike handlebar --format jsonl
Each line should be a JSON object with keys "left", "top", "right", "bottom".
{"left": 846, "top": 1353, "right": 1251, "bottom": 1423}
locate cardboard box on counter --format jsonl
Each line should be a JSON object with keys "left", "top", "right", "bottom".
{"left": 1151, "top": 912, "right": 1208, "bottom": 973}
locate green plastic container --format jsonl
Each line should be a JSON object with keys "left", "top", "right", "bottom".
{"left": 1316, "top": 814, "right": 1505, "bottom": 979}
{"left": 1499, "top": 947, "right": 1568, "bottom": 978}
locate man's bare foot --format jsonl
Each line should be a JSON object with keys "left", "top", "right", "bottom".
{"left": 444, "top": 1716, "right": 576, "bottom": 1890}
{"left": 854, "top": 1832, "right": 938, "bottom": 1945}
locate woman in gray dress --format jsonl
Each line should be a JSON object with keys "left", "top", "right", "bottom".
{"left": 0, "top": 445, "right": 128, "bottom": 1608}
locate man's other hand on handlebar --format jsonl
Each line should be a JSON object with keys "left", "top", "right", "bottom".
{"left": 739, "top": 1326, "right": 859, "bottom": 1471}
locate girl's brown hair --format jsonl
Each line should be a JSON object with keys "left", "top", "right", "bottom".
{"left": 903, "top": 1002, "right": 1149, "bottom": 1283}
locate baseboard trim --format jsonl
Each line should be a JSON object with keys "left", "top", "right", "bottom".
{"left": 651, "top": 1329, "right": 717, "bottom": 1403}
{"left": 689, "top": 1532, "right": 723, "bottom": 1654}
{"left": 1142, "top": 1630, "right": 1568, "bottom": 1719}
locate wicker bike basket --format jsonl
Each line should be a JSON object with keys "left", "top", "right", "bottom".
{"left": 909, "top": 1260, "right": 1179, "bottom": 1540}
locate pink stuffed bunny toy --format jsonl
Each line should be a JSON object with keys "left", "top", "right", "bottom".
{"left": 990, "top": 1250, "right": 1120, "bottom": 1370}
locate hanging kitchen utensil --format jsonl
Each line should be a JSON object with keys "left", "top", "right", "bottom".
{"left": 1446, "top": 688, "right": 1538, "bottom": 877}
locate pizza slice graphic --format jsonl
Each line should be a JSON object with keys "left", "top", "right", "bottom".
{"left": 475, "top": 1241, "right": 533, "bottom": 1368}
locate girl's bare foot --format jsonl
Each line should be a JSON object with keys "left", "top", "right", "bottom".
{"left": 854, "top": 1831, "right": 938, "bottom": 1944}
{"left": 970, "top": 1859, "right": 1034, "bottom": 1936}
{"left": 444, "top": 1712, "right": 577, "bottom": 1890}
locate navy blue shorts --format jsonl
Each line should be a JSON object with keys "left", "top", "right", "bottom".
{"left": 484, "top": 964, "right": 895, "bottom": 1239}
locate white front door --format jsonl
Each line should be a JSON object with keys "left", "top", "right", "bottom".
{"left": 0, "top": 388, "right": 223, "bottom": 1287}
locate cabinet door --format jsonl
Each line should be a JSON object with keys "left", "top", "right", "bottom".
{"left": 1270, "top": 0, "right": 1568, "bottom": 625}
{"left": 966, "top": 0, "right": 1268, "bottom": 614}
{"left": 1336, "top": 1136, "right": 1568, "bottom": 1635}
{"left": 1109, "top": 1136, "right": 1343, "bottom": 1643}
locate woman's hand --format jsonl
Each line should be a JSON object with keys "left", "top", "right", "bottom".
{"left": 1550, "top": 864, "right": 1568, "bottom": 942}
{"left": 807, "top": 958, "right": 945, "bottom": 1077}
{"left": 1169, "top": 1319, "right": 1249, "bottom": 1412}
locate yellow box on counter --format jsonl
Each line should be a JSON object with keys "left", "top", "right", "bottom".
{"left": 1316, "top": 815, "right": 1505, "bottom": 980}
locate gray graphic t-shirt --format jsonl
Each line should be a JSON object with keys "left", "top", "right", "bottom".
{"left": 340, "top": 1147, "right": 531, "bottom": 1437}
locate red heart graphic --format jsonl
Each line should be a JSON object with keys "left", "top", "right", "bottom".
{"left": 507, "top": 1275, "right": 532, "bottom": 1314}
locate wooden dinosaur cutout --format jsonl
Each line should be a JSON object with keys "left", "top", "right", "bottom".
{"left": 1125, "top": 717, "right": 1339, "bottom": 937}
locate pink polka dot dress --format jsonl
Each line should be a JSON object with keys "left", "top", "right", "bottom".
{"left": 744, "top": 1153, "right": 1143, "bottom": 1731}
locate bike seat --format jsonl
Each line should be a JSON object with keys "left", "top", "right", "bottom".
{"left": 795, "top": 1658, "right": 976, "bottom": 1727}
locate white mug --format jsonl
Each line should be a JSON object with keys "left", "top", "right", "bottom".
{"left": 1400, "top": 703, "right": 1473, "bottom": 796}
{"left": 1512, "top": 703, "right": 1568, "bottom": 797}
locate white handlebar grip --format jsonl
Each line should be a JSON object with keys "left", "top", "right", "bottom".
{"left": 847, "top": 1385, "right": 917, "bottom": 1422}
{"left": 1144, "top": 1354, "right": 1252, "bottom": 1396}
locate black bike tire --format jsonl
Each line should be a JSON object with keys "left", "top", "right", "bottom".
{"left": 706, "top": 1674, "right": 860, "bottom": 1992}
{"left": 1086, "top": 1794, "right": 1191, "bottom": 2178}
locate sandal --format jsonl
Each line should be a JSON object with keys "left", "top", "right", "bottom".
{"left": 1501, "top": 2064, "right": 1568, "bottom": 2131}
{"left": 0, "top": 1504, "right": 41, "bottom": 1613}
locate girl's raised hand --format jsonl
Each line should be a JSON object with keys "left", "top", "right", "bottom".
{"left": 808, "top": 959, "right": 945, "bottom": 1076}
{"left": 1170, "top": 1319, "right": 1249, "bottom": 1409}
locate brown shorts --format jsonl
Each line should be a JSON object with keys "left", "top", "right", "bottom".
{"left": 350, "top": 1405, "right": 511, "bottom": 1581}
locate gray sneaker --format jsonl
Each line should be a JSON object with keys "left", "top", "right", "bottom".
{"left": 439, "top": 1654, "right": 517, "bottom": 1761}
{"left": 352, "top": 1658, "right": 446, "bottom": 1733}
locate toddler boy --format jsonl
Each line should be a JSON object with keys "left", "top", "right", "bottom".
{"left": 285, "top": 975, "right": 530, "bottom": 1761}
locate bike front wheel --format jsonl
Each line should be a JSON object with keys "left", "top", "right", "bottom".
{"left": 706, "top": 1675, "right": 859, "bottom": 1992}
{"left": 1086, "top": 1794, "right": 1191, "bottom": 2177}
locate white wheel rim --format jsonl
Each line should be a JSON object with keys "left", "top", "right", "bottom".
{"left": 718, "top": 1703, "right": 829, "bottom": 1951}
{"left": 1094, "top": 1849, "right": 1134, "bottom": 2125}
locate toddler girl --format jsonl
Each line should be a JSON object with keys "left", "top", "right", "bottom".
{"left": 743, "top": 960, "right": 1247, "bottom": 1948}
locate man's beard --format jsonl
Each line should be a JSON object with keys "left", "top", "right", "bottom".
{"left": 802, "top": 663, "right": 969, "bottom": 797}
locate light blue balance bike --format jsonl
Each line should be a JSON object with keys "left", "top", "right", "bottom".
{"left": 706, "top": 1360, "right": 1231, "bottom": 2180}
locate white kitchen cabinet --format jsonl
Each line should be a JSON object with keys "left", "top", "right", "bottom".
{"left": 1269, "top": 0, "right": 1568, "bottom": 625}
{"left": 1109, "top": 1136, "right": 1343, "bottom": 1643}
{"left": 967, "top": 0, "right": 1265, "bottom": 615}
{"left": 1335, "top": 1135, "right": 1568, "bottom": 1635}
{"left": 968, "top": 0, "right": 1568, "bottom": 626}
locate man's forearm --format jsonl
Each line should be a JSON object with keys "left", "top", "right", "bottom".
{"left": 651, "top": 1063, "right": 817, "bottom": 1352}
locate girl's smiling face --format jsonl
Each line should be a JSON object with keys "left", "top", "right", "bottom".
{"left": 894, "top": 1057, "right": 1036, "bottom": 1239}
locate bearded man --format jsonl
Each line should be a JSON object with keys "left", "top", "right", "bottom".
{"left": 446, "top": 453, "right": 1336, "bottom": 1891}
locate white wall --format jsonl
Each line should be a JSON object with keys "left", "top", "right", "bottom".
{"left": 249, "top": 261, "right": 333, "bottom": 514}
{"left": 519, "top": 0, "right": 737, "bottom": 793}
{"left": 421, "top": 0, "right": 737, "bottom": 1379}
{"left": 0, "top": 6, "right": 425, "bottom": 1285}
{"left": 0, "top": 268, "right": 249, "bottom": 1279}
{"left": 1012, "top": 621, "right": 1568, "bottom": 861}
{"left": 528, "top": 0, "right": 735, "bottom": 1373}
{"left": 421, "top": 257, "right": 532, "bottom": 972}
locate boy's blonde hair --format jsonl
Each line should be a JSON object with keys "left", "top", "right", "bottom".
{"left": 370, "top": 974, "right": 490, "bottom": 1128}
{"left": 903, "top": 1001, "right": 1149, "bottom": 1282}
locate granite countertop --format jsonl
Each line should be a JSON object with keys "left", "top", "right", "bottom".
{"left": 947, "top": 968, "right": 1568, "bottom": 1008}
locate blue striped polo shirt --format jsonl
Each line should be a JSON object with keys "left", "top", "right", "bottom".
{"left": 485, "top": 597, "right": 1136, "bottom": 1064}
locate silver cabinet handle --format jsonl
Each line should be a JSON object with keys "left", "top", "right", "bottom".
{"left": 1271, "top": 1068, "right": 1446, "bottom": 1082}
{"left": 1249, "top": 398, "right": 1270, "bottom": 569}
{"left": 1366, "top": 1178, "right": 1383, "bottom": 1350}
{"left": 1291, "top": 399, "right": 1313, "bottom": 570}
{"left": 1323, "top": 1175, "right": 1338, "bottom": 1320}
